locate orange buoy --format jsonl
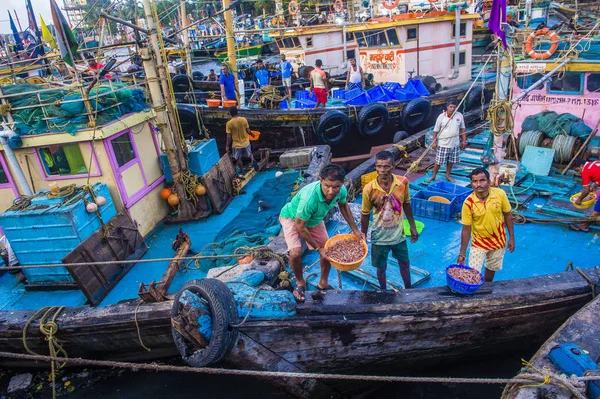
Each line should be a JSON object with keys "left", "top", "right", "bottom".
{"left": 334, "top": 0, "right": 344, "bottom": 12}
{"left": 195, "top": 184, "right": 207, "bottom": 196}
{"left": 288, "top": 0, "right": 299, "bottom": 15}
{"left": 382, "top": 0, "right": 400, "bottom": 10}
{"left": 238, "top": 256, "right": 254, "bottom": 265}
{"left": 161, "top": 188, "right": 172, "bottom": 200}
{"left": 525, "top": 28, "right": 559, "bottom": 60}
{"left": 167, "top": 193, "right": 180, "bottom": 206}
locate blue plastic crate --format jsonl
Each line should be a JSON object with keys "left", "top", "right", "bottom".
{"left": 161, "top": 139, "right": 220, "bottom": 182}
{"left": 332, "top": 89, "right": 346, "bottom": 99}
{"left": 344, "top": 92, "right": 370, "bottom": 106}
{"left": 294, "top": 99, "right": 316, "bottom": 109}
{"left": 295, "top": 90, "right": 315, "bottom": 101}
{"left": 446, "top": 264, "right": 483, "bottom": 294}
{"left": 428, "top": 182, "right": 473, "bottom": 209}
{"left": 406, "top": 79, "right": 431, "bottom": 97}
{"left": 367, "top": 85, "right": 386, "bottom": 100}
{"left": 279, "top": 99, "right": 289, "bottom": 109}
{"left": 344, "top": 88, "right": 363, "bottom": 101}
{"left": 393, "top": 85, "right": 419, "bottom": 101}
{"left": 383, "top": 82, "right": 401, "bottom": 96}
{"left": 411, "top": 190, "right": 458, "bottom": 221}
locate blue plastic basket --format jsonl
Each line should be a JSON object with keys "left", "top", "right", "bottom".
{"left": 294, "top": 99, "right": 316, "bottom": 109}
{"left": 406, "top": 79, "right": 431, "bottom": 97}
{"left": 446, "top": 264, "right": 483, "bottom": 294}
{"left": 411, "top": 190, "right": 459, "bottom": 222}
{"left": 295, "top": 90, "right": 316, "bottom": 101}
{"left": 345, "top": 92, "right": 370, "bottom": 106}
{"left": 383, "top": 82, "right": 401, "bottom": 96}
{"left": 393, "top": 85, "right": 419, "bottom": 101}
{"left": 428, "top": 182, "right": 473, "bottom": 211}
{"left": 279, "top": 100, "right": 289, "bottom": 109}
{"left": 332, "top": 89, "right": 346, "bottom": 99}
{"left": 344, "top": 88, "right": 363, "bottom": 101}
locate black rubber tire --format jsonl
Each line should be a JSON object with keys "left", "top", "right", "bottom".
{"left": 316, "top": 110, "right": 351, "bottom": 146}
{"left": 192, "top": 71, "right": 204, "bottom": 81}
{"left": 171, "top": 279, "right": 239, "bottom": 367}
{"left": 415, "top": 75, "right": 438, "bottom": 95}
{"left": 393, "top": 131, "right": 409, "bottom": 143}
{"left": 172, "top": 74, "right": 194, "bottom": 93}
{"left": 176, "top": 104, "right": 201, "bottom": 140}
{"left": 297, "top": 65, "right": 314, "bottom": 79}
{"left": 357, "top": 103, "right": 389, "bottom": 137}
{"left": 401, "top": 97, "right": 432, "bottom": 131}
{"left": 465, "top": 86, "right": 488, "bottom": 111}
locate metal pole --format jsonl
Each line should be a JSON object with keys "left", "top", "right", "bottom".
{"left": 223, "top": 0, "right": 239, "bottom": 87}
{"left": 180, "top": 0, "right": 193, "bottom": 77}
{"left": 512, "top": 59, "right": 570, "bottom": 103}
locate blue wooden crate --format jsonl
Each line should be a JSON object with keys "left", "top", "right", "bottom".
{"left": 411, "top": 190, "right": 459, "bottom": 222}
{"left": 188, "top": 139, "right": 220, "bottom": 177}
{"left": 0, "top": 183, "right": 117, "bottom": 283}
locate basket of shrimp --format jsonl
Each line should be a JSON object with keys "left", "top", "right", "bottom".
{"left": 445, "top": 264, "right": 483, "bottom": 294}
{"left": 324, "top": 234, "right": 368, "bottom": 272}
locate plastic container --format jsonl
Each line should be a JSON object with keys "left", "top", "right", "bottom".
{"left": 446, "top": 264, "right": 483, "bottom": 294}
{"left": 294, "top": 99, "right": 316, "bottom": 109}
{"left": 249, "top": 130, "right": 261, "bottom": 141}
{"left": 383, "top": 82, "right": 401, "bottom": 96}
{"left": 324, "top": 234, "right": 368, "bottom": 272}
{"left": 406, "top": 79, "right": 431, "bottom": 97}
{"left": 332, "top": 89, "right": 346, "bottom": 99}
{"left": 570, "top": 192, "right": 597, "bottom": 209}
{"left": 411, "top": 190, "right": 459, "bottom": 222}
{"left": 279, "top": 100, "right": 289, "bottom": 109}
{"left": 403, "top": 219, "right": 424, "bottom": 236}
{"left": 361, "top": 171, "right": 378, "bottom": 189}
{"left": 392, "top": 84, "right": 419, "bottom": 101}
{"left": 344, "top": 88, "right": 363, "bottom": 101}
{"left": 345, "top": 92, "right": 370, "bottom": 106}
{"left": 367, "top": 86, "right": 392, "bottom": 102}
{"left": 428, "top": 182, "right": 473, "bottom": 208}
{"left": 223, "top": 100, "right": 237, "bottom": 108}
{"left": 206, "top": 99, "right": 221, "bottom": 107}
{"left": 295, "top": 90, "right": 316, "bottom": 102}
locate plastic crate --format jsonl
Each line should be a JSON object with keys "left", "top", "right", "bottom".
{"left": 345, "top": 92, "right": 370, "bottom": 106}
{"left": 445, "top": 264, "right": 483, "bottom": 294}
{"left": 411, "top": 190, "right": 458, "bottom": 221}
{"left": 367, "top": 85, "right": 386, "bottom": 100}
{"left": 406, "top": 79, "right": 431, "bottom": 97}
{"left": 383, "top": 82, "right": 401, "bottom": 96}
{"left": 361, "top": 171, "right": 378, "bottom": 189}
{"left": 294, "top": 99, "right": 316, "bottom": 109}
{"left": 332, "top": 89, "right": 346, "bottom": 99}
{"left": 393, "top": 85, "right": 419, "bottom": 101}
{"left": 295, "top": 90, "right": 316, "bottom": 101}
{"left": 279, "top": 100, "right": 289, "bottom": 109}
{"left": 344, "top": 88, "right": 363, "bottom": 101}
{"left": 428, "top": 182, "right": 473, "bottom": 208}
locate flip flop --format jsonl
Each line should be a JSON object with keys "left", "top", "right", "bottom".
{"left": 569, "top": 224, "right": 581, "bottom": 231}
{"left": 317, "top": 284, "right": 334, "bottom": 291}
{"left": 293, "top": 285, "right": 306, "bottom": 303}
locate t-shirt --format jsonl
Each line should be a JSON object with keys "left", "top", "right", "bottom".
{"left": 361, "top": 174, "right": 411, "bottom": 245}
{"left": 461, "top": 188, "right": 512, "bottom": 251}
{"left": 581, "top": 160, "right": 600, "bottom": 186}
{"left": 310, "top": 68, "right": 327, "bottom": 89}
{"left": 254, "top": 68, "right": 269, "bottom": 88}
{"left": 0, "top": 235, "right": 17, "bottom": 266}
{"left": 225, "top": 116, "right": 250, "bottom": 148}
{"left": 434, "top": 111, "right": 465, "bottom": 148}
{"left": 279, "top": 181, "right": 347, "bottom": 228}
{"left": 219, "top": 72, "right": 237, "bottom": 100}
{"left": 280, "top": 60, "right": 293, "bottom": 79}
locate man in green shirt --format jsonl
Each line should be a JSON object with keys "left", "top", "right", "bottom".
{"left": 279, "top": 164, "right": 364, "bottom": 302}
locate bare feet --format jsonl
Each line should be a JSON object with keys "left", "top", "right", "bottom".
{"left": 446, "top": 175, "right": 456, "bottom": 183}
{"left": 425, "top": 176, "right": 436, "bottom": 183}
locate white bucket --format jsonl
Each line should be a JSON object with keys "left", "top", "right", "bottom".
{"left": 498, "top": 163, "right": 518, "bottom": 186}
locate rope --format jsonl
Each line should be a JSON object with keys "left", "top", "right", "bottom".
{"left": 487, "top": 100, "right": 514, "bottom": 137}
{"left": 256, "top": 85, "right": 285, "bottom": 108}
{"left": 575, "top": 268, "right": 597, "bottom": 298}
{"left": 512, "top": 213, "right": 599, "bottom": 225}
{"left": 46, "top": 184, "right": 77, "bottom": 199}
{"left": 552, "top": 135, "right": 577, "bottom": 164}
{"left": 518, "top": 130, "right": 544, "bottom": 155}
{"left": 2, "top": 351, "right": 600, "bottom": 386}
{"left": 227, "top": 282, "right": 265, "bottom": 328}
{"left": 337, "top": 269, "right": 343, "bottom": 289}
{"left": 134, "top": 300, "right": 152, "bottom": 352}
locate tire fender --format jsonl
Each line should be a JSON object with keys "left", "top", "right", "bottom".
{"left": 465, "top": 86, "right": 488, "bottom": 111}
{"left": 401, "top": 97, "right": 432, "bottom": 131}
{"left": 316, "top": 110, "right": 351, "bottom": 145}
{"left": 357, "top": 103, "right": 389, "bottom": 137}
{"left": 172, "top": 74, "right": 194, "bottom": 93}
{"left": 393, "top": 131, "right": 409, "bottom": 143}
{"left": 176, "top": 104, "right": 201, "bottom": 140}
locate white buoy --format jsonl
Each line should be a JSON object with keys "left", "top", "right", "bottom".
{"left": 275, "top": 171, "right": 283, "bottom": 177}
{"left": 86, "top": 202, "right": 99, "bottom": 213}
{"left": 94, "top": 196, "right": 107, "bottom": 206}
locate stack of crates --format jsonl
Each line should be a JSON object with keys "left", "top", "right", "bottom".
{"left": 294, "top": 90, "right": 316, "bottom": 108}
{"left": 411, "top": 191, "right": 458, "bottom": 222}
{"left": 367, "top": 86, "right": 392, "bottom": 103}
{"left": 428, "top": 181, "right": 473, "bottom": 214}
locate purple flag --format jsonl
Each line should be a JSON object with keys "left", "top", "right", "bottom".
{"left": 488, "top": 0, "right": 507, "bottom": 49}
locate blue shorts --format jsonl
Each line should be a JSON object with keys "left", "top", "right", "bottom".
{"left": 371, "top": 240, "right": 409, "bottom": 268}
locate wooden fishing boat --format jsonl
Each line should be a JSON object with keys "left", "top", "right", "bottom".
{"left": 215, "top": 44, "right": 264, "bottom": 62}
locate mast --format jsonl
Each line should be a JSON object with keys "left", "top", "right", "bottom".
{"left": 223, "top": 0, "right": 239, "bottom": 93}
{"left": 180, "top": 0, "right": 193, "bottom": 77}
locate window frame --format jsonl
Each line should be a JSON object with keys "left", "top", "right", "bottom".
{"left": 0, "top": 152, "right": 19, "bottom": 197}
{"left": 385, "top": 28, "right": 400, "bottom": 47}
{"left": 365, "top": 29, "right": 389, "bottom": 48}
{"left": 547, "top": 72, "right": 584, "bottom": 95}
{"left": 305, "top": 36, "right": 313, "bottom": 48}
{"left": 355, "top": 32, "right": 367, "bottom": 48}
{"left": 586, "top": 73, "right": 600, "bottom": 93}
{"left": 451, "top": 22, "right": 467, "bottom": 38}
{"left": 111, "top": 132, "right": 137, "bottom": 168}
{"left": 516, "top": 73, "right": 545, "bottom": 90}
{"left": 346, "top": 32, "right": 355, "bottom": 42}
{"left": 406, "top": 27, "right": 418, "bottom": 42}
{"left": 35, "top": 141, "right": 102, "bottom": 181}
{"left": 450, "top": 50, "right": 467, "bottom": 68}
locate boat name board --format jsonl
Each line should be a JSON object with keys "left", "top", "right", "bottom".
{"left": 515, "top": 63, "right": 547, "bottom": 74}
{"left": 521, "top": 94, "right": 600, "bottom": 106}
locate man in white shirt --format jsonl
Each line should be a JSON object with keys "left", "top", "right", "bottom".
{"left": 0, "top": 235, "right": 27, "bottom": 283}
{"left": 427, "top": 99, "right": 467, "bottom": 183}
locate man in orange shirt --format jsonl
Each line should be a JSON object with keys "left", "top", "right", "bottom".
{"left": 458, "top": 167, "right": 515, "bottom": 282}
{"left": 309, "top": 59, "right": 328, "bottom": 108}
{"left": 225, "top": 106, "right": 257, "bottom": 175}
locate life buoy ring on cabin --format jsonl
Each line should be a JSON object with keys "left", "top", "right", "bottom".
{"left": 171, "top": 279, "right": 239, "bottom": 367}
{"left": 382, "top": 0, "right": 400, "bottom": 10}
{"left": 288, "top": 0, "right": 299, "bottom": 15}
{"left": 525, "top": 28, "right": 559, "bottom": 60}
{"left": 334, "top": 0, "right": 344, "bottom": 13}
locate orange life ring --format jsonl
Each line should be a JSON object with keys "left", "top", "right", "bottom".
{"left": 288, "top": 0, "right": 299, "bottom": 15}
{"left": 525, "top": 28, "right": 559, "bottom": 60}
{"left": 334, "top": 0, "right": 344, "bottom": 13}
{"left": 382, "top": 0, "right": 400, "bottom": 10}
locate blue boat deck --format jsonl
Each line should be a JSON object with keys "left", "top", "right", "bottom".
{"left": 1, "top": 135, "right": 599, "bottom": 310}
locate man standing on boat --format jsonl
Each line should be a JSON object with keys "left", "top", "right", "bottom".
{"left": 427, "top": 100, "right": 466, "bottom": 183}
{"left": 310, "top": 59, "right": 328, "bottom": 108}
{"left": 220, "top": 64, "right": 239, "bottom": 104}
{"left": 279, "top": 164, "right": 365, "bottom": 302}
{"left": 225, "top": 106, "right": 258, "bottom": 175}
{"left": 207, "top": 69, "right": 218, "bottom": 82}
{"left": 253, "top": 59, "right": 270, "bottom": 92}
{"left": 361, "top": 151, "right": 419, "bottom": 290}
{"left": 279, "top": 54, "right": 293, "bottom": 99}
{"left": 458, "top": 167, "right": 515, "bottom": 282}
{"left": 345, "top": 58, "right": 365, "bottom": 91}
{"left": 570, "top": 159, "right": 600, "bottom": 232}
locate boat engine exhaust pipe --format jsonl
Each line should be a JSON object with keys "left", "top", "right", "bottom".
{"left": 0, "top": 125, "right": 32, "bottom": 196}
{"left": 449, "top": 3, "right": 466, "bottom": 80}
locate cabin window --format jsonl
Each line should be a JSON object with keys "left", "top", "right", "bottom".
{"left": 346, "top": 32, "right": 355, "bottom": 42}
{"left": 407, "top": 27, "right": 418, "bottom": 41}
{"left": 548, "top": 72, "right": 583, "bottom": 94}
{"left": 0, "top": 158, "right": 8, "bottom": 185}
{"left": 516, "top": 73, "right": 544, "bottom": 90}
{"left": 355, "top": 32, "right": 367, "bottom": 47}
{"left": 306, "top": 36, "right": 313, "bottom": 47}
{"left": 366, "top": 30, "right": 388, "bottom": 48}
{"left": 111, "top": 134, "right": 137, "bottom": 167}
{"left": 450, "top": 51, "right": 466, "bottom": 67}
{"left": 38, "top": 144, "right": 88, "bottom": 177}
{"left": 451, "top": 22, "right": 467, "bottom": 38}
{"left": 587, "top": 73, "right": 600, "bottom": 93}
{"left": 346, "top": 49, "right": 356, "bottom": 60}
{"left": 283, "top": 38, "right": 294, "bottom": 48}
{"left": 386, "top": 28, "right": 399, "bottom": 47}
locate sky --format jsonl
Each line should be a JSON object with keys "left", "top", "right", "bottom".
{"left": 0, "top": 0, "right": 56, "bottom": 34}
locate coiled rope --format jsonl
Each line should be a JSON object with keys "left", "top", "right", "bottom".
{"left": 551, "top": 134, "right": 577, "bottom": 163}
{"left": 487, "top": 99, "right": 514, "bottom": 136}
{"left": 518, "top": 130, "right": 544, "bottom": 155}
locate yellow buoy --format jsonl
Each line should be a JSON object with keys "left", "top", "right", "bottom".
{"left": 167, "top": 193, "right": 180, "bottom": 206}
{"left": 195, "top": 184, "right": 207, "bottom": 196}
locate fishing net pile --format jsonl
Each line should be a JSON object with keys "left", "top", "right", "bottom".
{"left": 521, "top": 111, "right": 592, "bottom": 139}
{"left": 1, "top": 83, "right": 148, "bottom": 136}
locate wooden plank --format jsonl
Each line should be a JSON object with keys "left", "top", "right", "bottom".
{"left": 202, "top": 155, "right": 236, "bottom": 214}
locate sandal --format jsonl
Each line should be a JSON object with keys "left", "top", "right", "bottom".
{"left": 317, "top": 284, "right": 334, "bottom": 291}
{"left": 569, "top": 224, "right": 589, "bottom": 232}
{"left": 293, "top": 285, "right": 306, "bottom": 303}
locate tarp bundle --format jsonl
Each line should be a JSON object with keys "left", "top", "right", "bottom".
{"left": 1, "top": 83, "right": 148, "bottom": 136}
{"left": 521, "top": 111, "right": 592, "bottom": 139}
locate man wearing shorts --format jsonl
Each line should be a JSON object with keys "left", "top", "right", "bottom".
{"left": 279, "top": 164, "right": 365, "bottom": 302}
{"left": 309, "top": 59, "right": 328, "bottom": 108}
{"left": 361, "top": 151, "right": 419, "bottom": 290}
{"left": 280, "top": 54, "right": 293, "bottom": 99}
{"left": 458, "top": 167, "right": 516, "bottom": 282}
{"left": 570, "top": 159, "right": 600, "bottom": 232}
{"left": 225, "top": 106, "right": 257, "bottom": 175}
{"left": 427, "top": 99, "right": 466, "bottom": 183}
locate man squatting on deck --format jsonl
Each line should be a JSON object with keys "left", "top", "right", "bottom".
{"left": 279, "top": 165, "right": 365, "bottom": 302}
{"left": 458, "top": 168, "right": 516, "bottom": 282}
{"left": 427, "top": 99, "right": 466, "bottom": 183}
{"left": 361, "top": 151, "right": 419, "bottom": 290}
{"left": 571, "top": 159, "right": 600, "bottom": 232}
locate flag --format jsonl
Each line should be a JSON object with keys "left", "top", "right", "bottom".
{"left": 488, "top": 0, "right": 508, "bottom": 49}
{"left": 40, "top": 14, "right": 57, "bottom": 49}
{"left": 50, "top": 0, "right": 79, "bottom": 66}
{"left": 25, "top": 0, "right": 44, "bottom": 57}
{"left": 8, "top": 11, "right": 24, "bottom": 52}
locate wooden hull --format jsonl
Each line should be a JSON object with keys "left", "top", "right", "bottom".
{"left": 215, "top": 44, "right": 263, "bottom": 61}
{"left": 1, "top": 268, "right": 598, "bottom": 397}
